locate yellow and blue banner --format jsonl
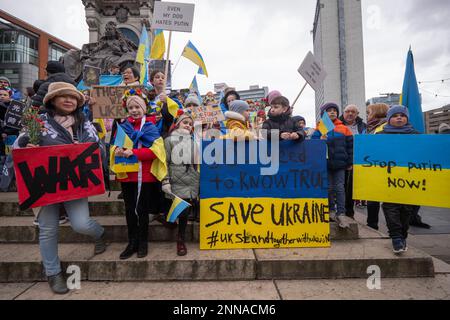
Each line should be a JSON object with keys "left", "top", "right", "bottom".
{"left": 182, "top": 41, "right": 208, "bottom": 77}
{"left": 318, "top": 111, "right": 335, "bottom": 136}
{"left": 150, "top": 29, "right": 166, "bottom": 60}
{"left": 400, "top": 48, "right": 425, "bottom": 133}
{"left": 200, "top": 140, "right": 330, "bottom": 250}
{"left": 136, "top": 26, "right": 151, "bottom": 85}
{"left": 353, "top": 135, "right": 450, "bottom": 208}
{"left": 167, "top": 195, "right": 191, "bottom": 223}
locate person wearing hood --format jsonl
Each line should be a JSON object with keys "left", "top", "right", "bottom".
{"left": 292, "top": 115, "right": 314, "bottom": 139}
{"left": 262, "top": 96, "right": 305, "bottom": 141}
{"left": 31, "top": 61, "right": 76, "bottom": 107}
{"left": 162, "top": 111, "right": 199, "bottom": 256}
{"left": 376, "top": 105, "right": 429, "bottom": 253}
{"left": 223, "top": 100, "right": 257, "bottom": 141}
{"left": 15, "top": 82, "right": 107, "bottom": 294}
{"left": 312, "top": 103, "right": 353, "bottom": 229}
{"left": 0, "top": 76, "right": 23, "bottom": 101}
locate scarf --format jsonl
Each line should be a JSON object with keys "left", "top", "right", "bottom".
{"left": 367, "top": 118, "right": 387, "bottom": 134}
{"left": 120, "top": 118, "right": 161, "bottom": 148}
{"left": 268, "top": 112, "right": 289, "bottom": 123}
{"left": 382, "top": 123, "right": 417, "bottom": 134}
{"left": 53, "top": 114, "right": 76, "bottom": 139}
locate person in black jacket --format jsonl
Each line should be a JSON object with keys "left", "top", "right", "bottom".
{"left": 32, "top": 61, "right": 76, "bottom": 107}
{"left": 377, "top": 105, "right": 420, "bottom": 254}
{"left": 262, "top": 96, "right": 305, "bottom": 141}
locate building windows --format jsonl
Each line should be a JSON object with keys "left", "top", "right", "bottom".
{"left": 48, "top": 44, "right": 67, "bottom": 61}
{"left": 0, "top": 30, "right": 38, "bottom": 65}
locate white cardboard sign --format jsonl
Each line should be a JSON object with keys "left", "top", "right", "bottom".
{"left": 152, "top": 1, "right": 195, "bottom": 33}
{"left": 298, "top": 51, "right": 327, "bottom": 92}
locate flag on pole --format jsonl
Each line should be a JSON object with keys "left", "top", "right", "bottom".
{"left": 318, "top": 111, "right": 335, "bottom": 136}
{"left": 189, "top": 75, "right": 203, "bottom": 105}
{"left": 136, "top": 27, "right": 150, "bottom": 85}
{"left": 399, "top": 48, "right": 425, "bottom": 133}
{"left": 113, "top": 125, "right": 134, "bottom": 149}
{"left": 167, "top": 195, "right": 191, "bottom": 223}
{"left": 150, "top": 29, "right": 166, "bottom": 60}
{"left": 182, "top": 41, "right": 208, "bottom": 77}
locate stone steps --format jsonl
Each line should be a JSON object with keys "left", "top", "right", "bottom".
{"left": 0, "top": 239, "right": 434, "bottom": 282}
{"left": 0, "top": 216, "right": 359, "bottom": 243}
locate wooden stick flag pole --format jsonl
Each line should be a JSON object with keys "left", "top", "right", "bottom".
{"left": 292, "top": 82, "right": 308, "bottom": 108}
{"left": 163, "top": 31, "right": 173, "bottom": 94}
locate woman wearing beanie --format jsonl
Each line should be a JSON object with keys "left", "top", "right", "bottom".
{"left": 162, "top": 111, "right": 199, "bottom": 255}
{"left": 223, "top": 100, "right": 257, "bottom": 140}
{"left": 110, "top": 89, "right": 163, "bottom": 260}
{"left": 377, "top": 105, "right": 423, "bottom": 253}
{"left": 15, "top": 82, "right": 107, "bottom": 294}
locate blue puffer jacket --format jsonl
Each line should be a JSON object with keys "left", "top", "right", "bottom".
{"left": 312, "top": 119, "right": 354, "bottom": 170}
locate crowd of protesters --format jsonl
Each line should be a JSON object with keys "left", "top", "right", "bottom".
{"left": 1, "top": 60, "right": 448, "bottom": 294}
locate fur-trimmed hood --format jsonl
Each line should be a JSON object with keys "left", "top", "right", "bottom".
{"left": 225, "top": 110, "right": 246, "bottom": 122}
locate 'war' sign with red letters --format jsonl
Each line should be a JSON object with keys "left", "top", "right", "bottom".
{"left": 13, "top": 143, "right": 105, "bottom": 210}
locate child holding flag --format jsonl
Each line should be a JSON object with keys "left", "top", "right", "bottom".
{"left": 162, "top": 110, "right": 199, "bottom": 256}
{"left": 312, "top": 103, "right": 353, "bottom": 229}
{"left": 110, "top": 89, "right": 166, "bottom": 260}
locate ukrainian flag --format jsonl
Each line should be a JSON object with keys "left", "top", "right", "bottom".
{"left": 167, "top": 195, "right": 191, "bottom": 223}
{"left": 93, "top": 119, "right": 106, "bottom": 139}
{"left": 113, "top": 125, "right": 134, "bottom": 149}
{"left": 182, "top": 41, "right": 208, "bottom": 77}
{"left": 157, "top": 96, "right": 181, "bottom": 118}
{"left": 189, "top": 75, "right": 203, "bottom": 105}
{"left": 317, "top": 112, "right": 335, "bottom": 136}
{"left": 150, "top": 29, "right": 166, "bottom": 60}
{"left": 136, "top": 26, "right": 150, "bottom": 85}
{"left": 400, "top": 48, "right": 425, "bottom": 133}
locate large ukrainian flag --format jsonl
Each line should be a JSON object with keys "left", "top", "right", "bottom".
{"left": 136, "top": 26, "right": 150, "bottom": 85}
{"left": 150, "top": 29, "right": 166, "bottom": 60}
{"left": 182, "top": 41, "right": 208, "bottom": 77}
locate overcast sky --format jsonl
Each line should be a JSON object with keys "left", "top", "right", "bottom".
{"left": 1, "top": 0, "right": 449, "bottom": 125}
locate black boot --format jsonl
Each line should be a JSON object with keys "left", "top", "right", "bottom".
{"left": 120, "top": 240, "right": 138, "bottom": 260}
{"left": 137, "top": 241, "right": 148, "bottom": 258}
{"left": 48, "top": 272, "right": 69, "bottom": 295}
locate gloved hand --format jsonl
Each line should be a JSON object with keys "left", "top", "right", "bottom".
{"left": 161, "top": 183, "right": 172, "bottom": 195}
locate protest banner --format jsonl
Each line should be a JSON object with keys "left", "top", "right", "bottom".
{"left": 200, "top": 140, "right": 330, "bottom": 250}
{"left": 4, "top": 100, "right": 27, "bottom": 130}
{"left": 13, "top": 143, "right": 105, "bottom": 210}
{"left": 353, "top": 135, "right": 450, "bottom": 208}
{"left": 292, "top": 51, "right": 327, "bottom": 107}
{"left": 83, "top": 65, "right": 101, "bottom": 88}
{"left": 91, "top": 85, "right": 142, "bottom": 119}
{"left": 191, "top": 105, "right": 225, "bottom": 124}
{"left": 152, "top": 1, "right": 195, "bottom": 93}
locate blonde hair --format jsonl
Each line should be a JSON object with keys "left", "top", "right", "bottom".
{"left": 367, "top": 103, "right": 389, "bottom": 121}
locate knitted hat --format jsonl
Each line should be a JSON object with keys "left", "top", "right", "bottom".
{"left": 126, "top": 95, "right": 147, "bottom": 114}
{"left": 185, "top": 93, "right": 200, "bottom": 106}
{"left": 320, "top": 102, "right": 340, "bottom": 117}
{"left": 229, "top": 100, "right": 249, "bottom": 115}
{"left": 387, "top": 105, "right": 409, "bottom": 122}
{"left": 292, "top": 116, "right": 306, "bottom": 124}
{"left": 0, "top": 76, "right": 11, "bottom": 86}
{"left": 438, "top": 123, "right": 450, "bottom": 134}
{"left": 46, "top": 61, "right": 66, "bottom": 74}
{"left": 43, "top": 82, "right": 85, "bottom": 107}
{"left": 267, "top": 90, "right": 282, "bottom": 105}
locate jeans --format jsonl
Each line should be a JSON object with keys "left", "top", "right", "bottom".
{"left": 38, "top": 198, "right": 104, "bottom": 277}
{"left": 328, "top": 169, "right": 346, "bottom": 216}
{"left": 382, "top": 202, "right": 413, "bottom": 240}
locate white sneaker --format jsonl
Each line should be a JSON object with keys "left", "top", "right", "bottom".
{"left": 59, "top": 216, "right": 69, "bottom": 225}
{"left": 328, "top": 210, "right": 337, "bottom": 222}
{"left": 33, "top": 219, "right": 39, "bottom": 226}
{"left": 335, "top": 215, "right": 350, "bottom": 229}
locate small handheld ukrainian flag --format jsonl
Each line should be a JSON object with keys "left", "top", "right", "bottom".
{"left": 182, "top": 41, "right": 208, "bottom": 77}
{"left": 136, "top": 26, "right": 150, "bottom": 85}
{"left": 318, "top": 112, "right": 335, "bottom": 136}
{"left": 113, "top": 125, "right": 134, "bottom": 149}
{"left": 167, "top": 195, "right": 191, "bottom": 223}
